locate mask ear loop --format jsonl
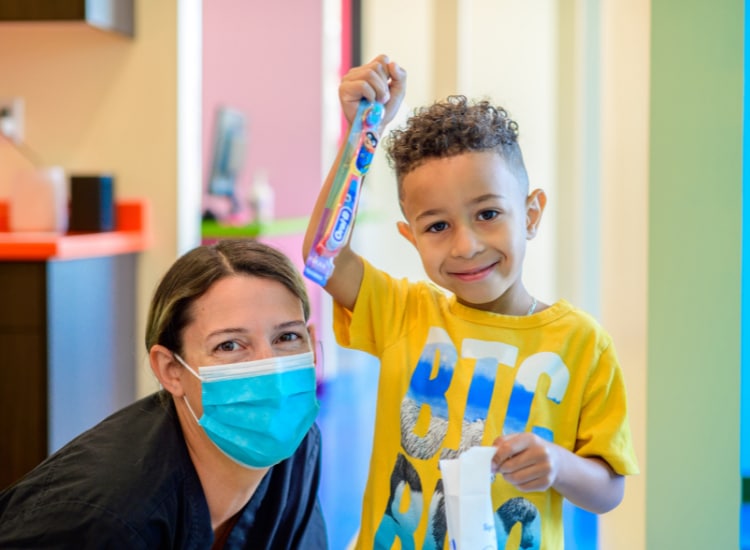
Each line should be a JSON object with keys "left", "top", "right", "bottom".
{"left": 173, "top": 353, "right": 203, "bottom": 423}
{"left": 173, "top": 353, "right": 204, "bottom": 380}
{"left": 182, "top": 394, "right": 202, "bottom": 424}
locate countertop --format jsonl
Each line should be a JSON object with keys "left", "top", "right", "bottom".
{"left": 0, "top": 199, "right": 151, "bottom": 260}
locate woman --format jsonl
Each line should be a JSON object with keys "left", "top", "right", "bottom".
{"left": 0, "top": 239, "right": 328, "bottom": 549}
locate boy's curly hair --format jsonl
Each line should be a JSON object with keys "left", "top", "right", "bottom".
{"left": 385, "top": 96, "right": 529, "bottom": 198}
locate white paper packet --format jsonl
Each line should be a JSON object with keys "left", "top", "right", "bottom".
{"left": 439, "top": 446, "right": 498, "bottom": 550}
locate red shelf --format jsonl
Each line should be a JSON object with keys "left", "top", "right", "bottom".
{"left": 0, "top": 199, "right": 151, "bottom": 260}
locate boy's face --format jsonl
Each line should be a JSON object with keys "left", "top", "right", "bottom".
{"left": 397, "top": 151, "right": 545, "bottom": 313}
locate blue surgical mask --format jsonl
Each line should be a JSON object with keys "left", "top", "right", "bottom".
{"left": 175, "top": 351, "right": 319, "bottom": 469}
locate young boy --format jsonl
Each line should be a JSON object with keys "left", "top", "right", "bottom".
{"left": 304, "top": 55, "right": 638, "bottom": 550}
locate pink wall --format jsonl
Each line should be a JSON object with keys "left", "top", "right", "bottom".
{"left": 202, "top": 1, "right": 323, "bottom": 220}
{"left": 202, "top": 2, "right": 327, "bottom": 368}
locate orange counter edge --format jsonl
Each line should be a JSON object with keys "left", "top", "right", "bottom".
{"left": 0, "top": 199, "right": 152, "bottom": 260}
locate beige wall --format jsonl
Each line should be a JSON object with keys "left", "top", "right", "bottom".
{"left": 599, "top": 2, "right": 650, "bottom": 549}
{"left": 0, "top": 0, "right": 180, "bottom": 396}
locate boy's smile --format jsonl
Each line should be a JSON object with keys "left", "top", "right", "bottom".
{"left": 397, "top": 151, "right": 545, "bottom": 314}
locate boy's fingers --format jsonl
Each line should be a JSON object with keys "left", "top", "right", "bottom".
{"left": 492, "top": 433, "right": 527, "bottom": 470}
{"left": 340, "top": 80, "right": 377, "bottom": 104}
{"left": 382, "top": 61, "right": 406, "bottom": 123}
{"left": 370, "top": 53, "right": 391, "bottom": 73}
{"left": 340, "top": 55, "right": 406, "bottom": 124}
{"left": 388, "top": 61, "right": 407, "bottom": 85}
{"left": 491, "top": 437, "right": 509, "bottom": 471}
{"left": 343, "top": 63, "right": 391, "bottom": 103}
{"left": 387, "top": 62, "right": 406, "bottom": 99}
{"left": 366, "top": 60, "right": 392, "bottom": 103}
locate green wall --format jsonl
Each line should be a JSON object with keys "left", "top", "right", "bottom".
{"left": 648, "top": 1, "right": 742, "bottom": 547}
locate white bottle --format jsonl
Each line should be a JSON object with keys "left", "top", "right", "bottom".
{"left": 10, "top": 165, "right": 68, "bottom": 233}
{"left": 250, "top": 170, "right": 274, "bottom": 225}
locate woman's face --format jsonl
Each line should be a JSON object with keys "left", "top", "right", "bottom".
{"left": 179, "top": 274, "right": 312, "bottom": 413}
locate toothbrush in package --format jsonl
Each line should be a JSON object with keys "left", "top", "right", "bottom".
{"left": 304, "top": 99, "right": 385, "bottom": 286}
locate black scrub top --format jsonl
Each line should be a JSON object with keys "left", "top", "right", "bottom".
{"left": 0, "top": 393, "right": 328, "bottom": 549}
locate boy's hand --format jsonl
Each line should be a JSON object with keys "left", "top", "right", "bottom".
{"left": 339, "top": 54, "right": 407, "bottom": 127}
{"left": 491, "top": 433, "right": 561, "bottom": 493}
{"left": 491, "top": 434, "right": 625, "bottom": 514}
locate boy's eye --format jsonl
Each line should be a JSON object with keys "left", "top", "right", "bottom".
{"left": 427, "top": 221, "right": 448, "bottom": 233}
{"left": 478, "top": 210, "right": 499, "bottom": 221}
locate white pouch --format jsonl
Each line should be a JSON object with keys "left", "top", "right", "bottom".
{"left": 440, "top": 446, "right": 498, "bottom": 550}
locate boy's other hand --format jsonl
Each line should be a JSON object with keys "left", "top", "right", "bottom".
{"left": 491, "top": 433, "right": 561, "bottom": 493}
{"left": 339, "top": 54, "right": 407, "bottom": 128}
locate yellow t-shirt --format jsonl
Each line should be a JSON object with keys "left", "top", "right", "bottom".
{"left": 334, "top": 261, "right": 639, "bottom": 550}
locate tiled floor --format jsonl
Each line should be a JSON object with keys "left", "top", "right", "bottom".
{"left": 316, "top": 346, "right": 597, "bottom": 550}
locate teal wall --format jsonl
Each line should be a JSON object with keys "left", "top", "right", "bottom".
{"left": 648, "top": 1, "right": 743, "bottom": 547}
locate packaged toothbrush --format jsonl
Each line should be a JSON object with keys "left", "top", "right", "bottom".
{"left": 304, "top": 99, "right": 385, "bottom": 286}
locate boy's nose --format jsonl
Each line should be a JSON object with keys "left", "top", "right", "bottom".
{"left": 450, "top": 225, "right": 484, "bottom": 258}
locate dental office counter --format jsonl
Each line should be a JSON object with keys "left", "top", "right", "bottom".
{"left": 0, "top": 199, "right": 151, "bottom": 489}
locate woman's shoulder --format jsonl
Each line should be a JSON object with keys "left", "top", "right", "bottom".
{"left": 66, "top": 392, "right": 183, "bottom": 465}
{"left": 0, "top": 393, "right": 208, "bottom": 545}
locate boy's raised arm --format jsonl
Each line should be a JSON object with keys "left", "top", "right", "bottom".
{"left": 303, "top": 141, "right": 363, "bottom": 311}
{"left": 303, "top": 55, "right": 406, "bottom": 311}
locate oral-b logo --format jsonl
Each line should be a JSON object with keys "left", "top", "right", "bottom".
{"left": 332, "top": 207, "right": 353, "bottom": 244}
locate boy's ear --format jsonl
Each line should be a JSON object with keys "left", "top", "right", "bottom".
{"left": 397, "top": 221, "right": 417, "bottom": 247}
{"left": 525, "top": 189, "right": 547, "bottom": 239}
{"left": 149, "top": 344, "right": 187, "bottom": 397}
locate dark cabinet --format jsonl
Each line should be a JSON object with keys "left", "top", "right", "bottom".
{"left": 0, "top": 254, "right": 137, "bottom": 489}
